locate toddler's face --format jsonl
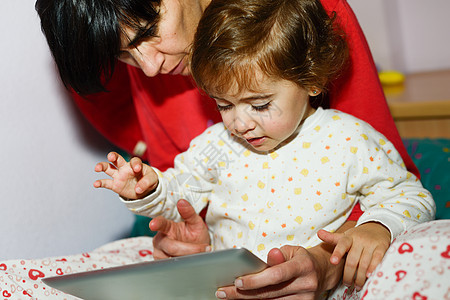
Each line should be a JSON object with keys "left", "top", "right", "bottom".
{"left": 210, "top": 73, "right": 317, "bottom": 151}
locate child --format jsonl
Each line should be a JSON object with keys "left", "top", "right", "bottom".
{"left": 94, "top": 0, "right": 435, "bottom": 297}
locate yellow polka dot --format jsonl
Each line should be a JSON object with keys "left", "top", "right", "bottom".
{"left": 259, "top": 208, "right": 264, "bottom": 213}
{"left": 379, "top": 139, "right": 386, "bottom": 145}
{"left": 221, "top": 202, "right": 227, "bottom": 208}
{"left": 350, "top": 147, "right": 358, "bottom": 154}
{"left": 287, "top": 235, "right": 295, "bottom": 241}
{"left": 403, "top": 210, "right": 411, "bottom": 218}
{"left": 294, "top": 216, "right": 303, "bottom": 224}
{"left": 257, "top": 244, "right": 265, "bottom": 251}
{"left": 218, "top": 140, "right": 225, "bottom": 146}
{"left": 237, "top": 232, "right": 243, "bottom": 239}
{"left": 387, "top": 177, "right": 394, "bottom": 182}
{"left": 257, "top": 181, "right": 265, "bottom": 189}
{"left": 303, "top": 142, "right": 311, "bottom": 149}
{"left": 270, "top": 152, "right": 279, "bottom": 159}
{"left": 262, "top": 162, "right": 269, "bottom": 169}
{"left": 243, "top": 150, "right": 251, "bottom": 157}
{"left": 301, "top": 169, "right": 309, "bottom": 176}
{"left": 363, "top": 167, "right": 369, "bottom": 174}
{"left": 321, "top": 157, "right": 330, "bottom": 164}
{"left": 314, "top": 203, "right": 323, "bottom": 211}
{"left": 332, "top": 115, "right": 341, "bottom": 121}
{"left": 406, "top": 172, "right": 412, "bottom": 179}
{"left": 248, "top": 221, "right": 255, "bottom": 230}
{"left": 241, "top": 194, "right": 248, "bottom": 201}
{"left": 218, "top": 161, "right": 226, "bottom": 167}
{"left": 361, "top": 134, "right": 368, "bottom": 140}
{"left": 341, "top": 193, "right": 346, "bottom": 200}
{"left": 314, "top": 126, "right": 321, "bottom": 132}
{"left": 294, "top": 188, "right": 302, "bottom": 195}
{"left": 418, "top": 192, "right": 427, "bottom": 198}
{"left": 203, "top": 157, "right": 209, "bottom": 163}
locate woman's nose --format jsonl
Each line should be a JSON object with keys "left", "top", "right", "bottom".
{"left": 130, "top": 47, "right": 164, "bottom": 77}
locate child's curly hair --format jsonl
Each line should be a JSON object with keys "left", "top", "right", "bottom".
{"left": 190, "top": 0, "right": 349, "bottom": 97}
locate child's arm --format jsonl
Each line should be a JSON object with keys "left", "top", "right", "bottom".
{"left": 317, "top": 222, "right": 391, "bottom": 290}
{"left": 93, "top": 151, "right": 158, "bottom": 199}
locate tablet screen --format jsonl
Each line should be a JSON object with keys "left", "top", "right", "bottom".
{"left": 43, "top": 248, "right": 267, "bottom": 299}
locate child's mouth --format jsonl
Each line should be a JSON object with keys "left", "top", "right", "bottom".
{"left": 246, "top": 136, "right": 266, "bottom": 147}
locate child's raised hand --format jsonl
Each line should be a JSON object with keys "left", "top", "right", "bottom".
{"left": 93, "top": 152, "right": 158, "bottom": 199}
{"left": 317, "top": 222, "right": 391, "bottom": 291}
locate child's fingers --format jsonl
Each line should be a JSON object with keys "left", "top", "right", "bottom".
{"left": 130, "top": 157, "right": 144, "bottom": 173}
{"left": 366, "top": 246, "right": 386, "bottom": 276}
{"left": 342, "top": 243, "right": 362, "bottom": 286}
{"left": 107, "top": 151, "right": 128, "bottom": 168}
{"left": 354, "top": 249, "right": 372, "bottom": 290}
{"left": 317, "top": 229, "right": 343, "bottom": 245}
{"left": 330, "top": 236, "right": 353, "bottom": 264}
{"left": 94, "top": 162, "right": 117, "bottom": 177}
{"left": 93, "top": 178, "right": 113, "bottom": 190}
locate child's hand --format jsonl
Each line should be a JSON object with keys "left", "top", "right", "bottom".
{"left": 93, "top": 151, "right": 158, "bottom": 199}
{"left": 317, "top": 222, "right": 391, "bottom": 291}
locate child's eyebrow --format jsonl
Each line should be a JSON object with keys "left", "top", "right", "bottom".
{"left": 210, "top": 93, "right": 273, "bottom": 102}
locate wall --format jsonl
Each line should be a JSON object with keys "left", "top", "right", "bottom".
{"left": 0, "top": 1, "right": 134, "bottom": 260}
{"left": 348, "top": 0, "right": 450, "bottom": 73}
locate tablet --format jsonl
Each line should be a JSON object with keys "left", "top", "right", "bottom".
{"left": 42, "top": 248, "right": 267, "bottom": 300}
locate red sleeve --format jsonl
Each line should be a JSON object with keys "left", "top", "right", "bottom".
{"left": 320, "top": 0, "right": 419, "bottom": 221}
{"left": 71, "top": 61, "right": 144, "bottom": 158}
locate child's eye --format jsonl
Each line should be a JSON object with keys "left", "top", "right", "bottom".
{"left": 251, "top": 102, "right": 271, "bottom": 111}
{"left": 217, "top": 104, "right": 233, "bottom": 112}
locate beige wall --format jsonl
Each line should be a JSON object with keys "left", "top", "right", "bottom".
{"left": 348, "top": 0, "right": 450, "bottom": 73}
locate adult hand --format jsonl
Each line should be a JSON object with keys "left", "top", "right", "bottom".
{"left": 215, "top": 244, "right": 343, "bottom": 299}
{"left": 150, "top": 199, "right": 211, "bottom": 259}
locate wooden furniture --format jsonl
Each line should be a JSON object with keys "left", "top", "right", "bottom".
{"left": 384, "top": 69, "right": 450, "bottom": 138}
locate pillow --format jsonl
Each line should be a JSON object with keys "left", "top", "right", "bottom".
{"left": 403, "top": 139, "right": 450, "bottom": 220}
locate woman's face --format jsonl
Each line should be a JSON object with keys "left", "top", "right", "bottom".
{"left": 118, "top": 0, "right": 210, "bottom": 77}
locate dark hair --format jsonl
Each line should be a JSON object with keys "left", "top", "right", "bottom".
{"left": 190, "top": 0, "right": 348, "bottom": 97}
{"left": 35, "top": 0, "right": 160, "bottom": 95}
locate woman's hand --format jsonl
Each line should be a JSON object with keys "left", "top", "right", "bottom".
{"left": 215, "top": 244, "right": 343, "bottom": 299}
{"left": 93, "top": 151, "right": 158, "bottom": 199}
{"left": 150, "top": 199, "right": 211, "bottom": 259}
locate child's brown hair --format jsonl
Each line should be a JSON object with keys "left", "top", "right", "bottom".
{"left": 190, "top": 0, "right": 348, "bottom": 97}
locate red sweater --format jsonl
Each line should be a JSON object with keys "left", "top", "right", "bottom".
{"left": 72, "top": 0, "right": 418, "bottom": 220}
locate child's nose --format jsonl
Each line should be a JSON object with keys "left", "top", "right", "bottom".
{"left": 233, "top": 114, "right": 256, "bottom": 134}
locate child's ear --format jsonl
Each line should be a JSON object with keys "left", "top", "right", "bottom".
{"left": 308, "top": 88, "right": 321, "bottom": 97}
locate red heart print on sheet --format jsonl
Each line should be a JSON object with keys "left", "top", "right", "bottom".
{"left": 56, "top": 268, "right": 64, "bottom": 275}
{"left": 2, "top": 290, "right": 12, "bottom": 298}
{"left": 412, "top": 292, "right": 428, "bottom": 300}
{"left": 395, "top": 270, "right": 407, "bottom": 282}
{"left": 398, "top": 242, "right": 413, "bottom": 254}
{"left": 139, "top": 250, "right": 153, "bottom": 257}
{"left": 0, "top": 263, "right": 6, "bottom": 271}
{"left": 28, "top": 269, "right": 45, "bottom": 280}
{"left": 441, "top": 245, "right": 450, "bottom": 259}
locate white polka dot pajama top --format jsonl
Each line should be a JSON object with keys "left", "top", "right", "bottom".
{"left": 123, "top": 108, "right": 435, "bottom": 261}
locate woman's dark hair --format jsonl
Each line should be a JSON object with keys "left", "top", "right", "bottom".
{"left": 35, "top": 0, "right": 160, "bottom": 95}
{"left": 191, "top": 0, "right": 348, "bottom": 98}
